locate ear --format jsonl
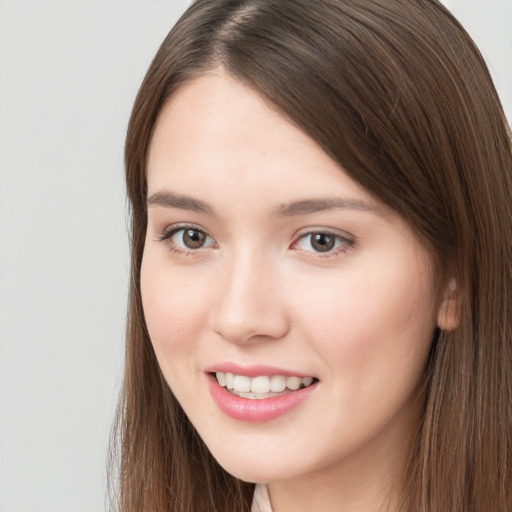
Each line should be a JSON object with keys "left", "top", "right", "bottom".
{"left": 437, "top": 277, "right": 460, "bottom": 332}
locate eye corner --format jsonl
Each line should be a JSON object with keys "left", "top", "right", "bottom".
{"left": 155, "top": 223, "right": 217, "bottom": 255}
{"left": 291, "top": 229, "right": 355, "bottom": 258}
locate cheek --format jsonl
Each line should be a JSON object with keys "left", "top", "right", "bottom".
{"left": 140, "top": 250, "right": 210, "bottom": 367}
{"left": 291, "top": 261, "right": 437, "bottom": 381}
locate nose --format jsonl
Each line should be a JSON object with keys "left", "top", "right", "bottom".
{"left": 209, "top": 250, "right": 290, "bottom": 345}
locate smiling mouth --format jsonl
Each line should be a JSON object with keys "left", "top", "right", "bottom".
{"left": 214, "top": 371, "right": 317, "bottom": 399}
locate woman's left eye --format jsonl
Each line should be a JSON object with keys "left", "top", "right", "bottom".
{"left": 292, "top": 231, "right": 353, "bottom": 255}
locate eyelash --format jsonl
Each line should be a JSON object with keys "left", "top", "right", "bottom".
{"left": 291, "top": 231, "right": 354, "bottom": 257}
{"left": 157, "top": 224, "right": 216, "bottom": 256}
{"left": 157, "top": 225, "right": 354, "bottom": 258}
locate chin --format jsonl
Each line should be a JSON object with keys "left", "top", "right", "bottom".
{"left": 205, "top": 441, "right": 311, "bottom": 484}
{"left": 217, "top": 458, "right": 291, "bottom": 484}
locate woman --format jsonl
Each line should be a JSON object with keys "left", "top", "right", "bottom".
{"left": 110, "top": 1, "right": 512, "bottom": 510}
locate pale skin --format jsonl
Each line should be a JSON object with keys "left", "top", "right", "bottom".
{"left": 141, "top": 70, "right": 458, "bottom": 511}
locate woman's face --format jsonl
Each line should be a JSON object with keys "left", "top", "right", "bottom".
{"left": 142, "top": 71, "right": 445, "bottom": 489}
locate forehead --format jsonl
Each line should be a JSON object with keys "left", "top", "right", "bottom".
{"left": 147, "top": 71, "right": 380, "bottom": 211}
{"left": 148, "top": 71, "right": 315, "bottom": 180}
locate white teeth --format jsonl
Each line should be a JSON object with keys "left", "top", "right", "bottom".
{"left": 233, "top": 374, "right": 251, "bottom": 393}
{"left": 216, "top": 371, "right": 226, "bottom": 387}
{"left": 215, "top": 372, "right": 315, "bottom": 395}
{"left": 302, "top": 376, "right": 313, "bottom": 387}
{"left": 225, "top": 372, "right": 234, "bottom": 390}
{"left": 286, "top": 376, "right": 301, "bottom": 390}
{"left": 270, "top": 375, "right": 286, "bottom": 392}
{"left": 251, "top": 375, "right": 270, "bottom": 393}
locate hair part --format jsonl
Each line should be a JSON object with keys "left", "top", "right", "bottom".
{"left": 111, "top": 1, "right": 512, "bottom": 510}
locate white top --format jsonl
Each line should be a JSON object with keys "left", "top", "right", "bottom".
{"left": 251, "top": 484, "right": 273, "bottom": 512}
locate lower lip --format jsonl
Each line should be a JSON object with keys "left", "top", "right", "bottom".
{"left": 207, "top": 374, "right": 317, "bottom": 422}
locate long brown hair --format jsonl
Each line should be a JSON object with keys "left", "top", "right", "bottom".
{"left": 110, "top": 1, "right": 512, "bottom": 510}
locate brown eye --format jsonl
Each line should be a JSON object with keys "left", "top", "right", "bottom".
{"left": 293, "top": 231, "right": 352, "bottom": 256}
{"left": 164, "top": 226, "right": 215, "bottom": 252}
{"left": 183, "top": 229, "right": 206, "bottom": 249}
{"left": 310, "top": 233, "right": 335, "bottom": 252}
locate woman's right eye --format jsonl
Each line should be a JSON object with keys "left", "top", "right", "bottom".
{"left": 159, "top": 226, "right": 216, "bottom": 253}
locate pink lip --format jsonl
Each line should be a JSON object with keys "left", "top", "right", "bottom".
{"left": 204, "top": 362, "right": 313, "bottom": 378}
{"left": 207, "top": 374, "right": 318, "bottom": 422}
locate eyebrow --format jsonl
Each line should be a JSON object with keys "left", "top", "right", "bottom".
{"left": 277, "top": 197, "right": 379, "bottom": 216}
{"left": 147, "top": 191, "right": 214, "bottom": 214}
{"left": 147, "top": 190, "right": 379, "bottom": 217}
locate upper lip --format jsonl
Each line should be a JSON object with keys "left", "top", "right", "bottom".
{"left": 204, "top": 362, "right": 315, "bottom": 378}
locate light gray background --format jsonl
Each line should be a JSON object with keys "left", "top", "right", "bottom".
{"left": 0, "top": 1, "right": 510, "bottom": 511}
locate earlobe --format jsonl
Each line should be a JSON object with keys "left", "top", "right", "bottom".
{"left": 437, "top": 278, "right": 460, "bottom": 332}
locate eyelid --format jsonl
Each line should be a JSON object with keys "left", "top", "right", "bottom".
{"left": 156, "top": 223, "right": 217, "bottom": 253}
{"left": 157, "top": 222, "right": 209, "bottom": 241}
{"left": 291, "top": 228, "right": 355, "bottom": 256}
{"left": 154, "top": 223, "right": 354, "bottom": 257}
